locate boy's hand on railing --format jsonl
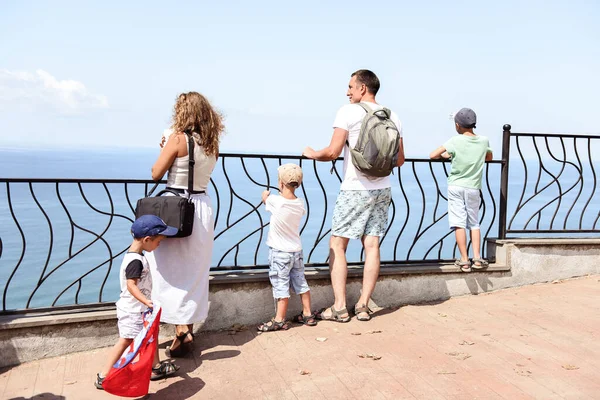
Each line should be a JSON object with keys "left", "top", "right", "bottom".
{"left": 261, "top": 190, "right": 270, "bottom": 204}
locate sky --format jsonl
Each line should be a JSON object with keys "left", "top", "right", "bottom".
{"left": 0, "top": 0, "right": 598, "bottom": 157}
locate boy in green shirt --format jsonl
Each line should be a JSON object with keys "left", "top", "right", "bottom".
{"left": 430, "top": 108, "right": 493, "bottom": 272}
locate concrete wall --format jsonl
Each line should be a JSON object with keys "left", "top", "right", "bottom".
{"left": 1, "top": 238, "right": 598, "bottom": 368}
{"left": 204, "top": 238, "right": 600, "bottom": 329}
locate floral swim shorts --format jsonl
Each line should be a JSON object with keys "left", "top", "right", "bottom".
{"left": 331, "top": 188, "right": 392, "bottom": 239}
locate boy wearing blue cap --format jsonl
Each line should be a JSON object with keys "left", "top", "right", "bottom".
{"left": 430, "top": 108, "right": 493, "bottom": 272}
{"left": 95, "top": 215, "right": 180, "bottom": 389}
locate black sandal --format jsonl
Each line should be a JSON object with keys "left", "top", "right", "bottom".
{"left": 94, "top": 373, "right": 105, "bottom": 390}
{"left": 166, "top": 331, "right": 194, "bottom": 358}
{"left": 257, "top": 318, "right": 289, "bottom": 332}
{"left": 150, "top": 361, "right": 180, "bottom": 381}
{"left": 294, "top": 313, "right": 317, "bottom": 326}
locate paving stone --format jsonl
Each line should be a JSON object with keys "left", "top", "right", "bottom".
{"left": 1, "top": 275, "right": 599, "bottom": 399}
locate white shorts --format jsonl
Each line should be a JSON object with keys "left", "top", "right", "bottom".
{"left": 117, "top": 308, "right": 144, "bottom": 339}
{"left": 448, "top": 185, "right": 480, "bottom": 230}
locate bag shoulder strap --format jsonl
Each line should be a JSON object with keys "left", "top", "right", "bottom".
{"left": 356, "top": 102, "right": 374, "bottom": 115}
{"left": 185, "top": 131, "right": 195, "bottom": 198}
{"left": 346, "top": 103, "right": 375, "bottom": 147}
{"left": 361, "top": 102, "right": 392, "bottom": 119}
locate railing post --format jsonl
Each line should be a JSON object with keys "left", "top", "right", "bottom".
{"left": 498, "top": 124, "right": 511, "bottom": 239}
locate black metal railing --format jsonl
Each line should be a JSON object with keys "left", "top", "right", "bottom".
{"left": 0, "top": 155, "right": 500, "bottom": 312}
{"left": 4, "top": 124, "right": 598, "bottom": 313}
{"left": 499, "top": 125, "right": 600, "bottom": 236}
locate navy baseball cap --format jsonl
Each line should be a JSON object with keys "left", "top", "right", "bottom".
{"left": 454, "top": 108, "right": 477, "bottom": 128}
{"left": 131, "top": 215, "right": 178, "bottom": 238}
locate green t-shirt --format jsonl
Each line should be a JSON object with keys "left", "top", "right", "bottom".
{"left": 443, "top": 135, "right": 492, "bottom": 189}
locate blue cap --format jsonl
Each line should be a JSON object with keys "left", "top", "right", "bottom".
{"left": 131, "top": 215, "right": 178, "bottom": 238}
{"left": 454, "top": 108, "right": 477, "bottom": 128}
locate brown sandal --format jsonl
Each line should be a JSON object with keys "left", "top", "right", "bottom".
{"left": 354, "top": 304, "right": 372, "bottom": 321}
{"left": 455, "top": 259, "right": 472, "bottom": 272}
{"left": 471, "top": 258, "right": 489, "bottom": 270}
{"left": 315, "top": 306, "right": 350, "bottom": 323}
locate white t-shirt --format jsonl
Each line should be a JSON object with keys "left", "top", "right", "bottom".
{"left": 333, "top": 102, "right": 403, "bottom": 191}
{"left": 115, "top": 252, "right": 152, "bottom": 314}
{"left": 265, "top": 194, "right": 305, "bottom": 252}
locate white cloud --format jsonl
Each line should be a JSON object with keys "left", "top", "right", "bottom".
{"left": 0, "top": 69, "right": 108, "bottom": 113}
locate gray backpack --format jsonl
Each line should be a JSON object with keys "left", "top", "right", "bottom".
{"left": 347, "top": 103, "right": 401, "bottom": 177}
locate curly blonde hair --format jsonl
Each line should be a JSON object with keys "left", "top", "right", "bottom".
{"left": 171, "top": 92, "right": 224, "bottom": 156}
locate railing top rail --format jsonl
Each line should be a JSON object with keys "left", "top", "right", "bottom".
{"left": 219, "top": 153, "right": 503, "bottom": 163}
{"left": 0, "top": 157, "right": 504, "bottom": 183}
{"left": 510, "top": 132, "right": 600, "bottom": 139}
{"left": 0, "top": 178, "right": 167, "bottom": 184}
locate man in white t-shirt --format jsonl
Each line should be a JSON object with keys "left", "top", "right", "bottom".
{"left": 303, "top": 69, "right": 405, "bottom": 322}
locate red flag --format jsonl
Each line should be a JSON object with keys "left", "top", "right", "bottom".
{"left": 102, "top": 307, "right": 161, "bottom": 397}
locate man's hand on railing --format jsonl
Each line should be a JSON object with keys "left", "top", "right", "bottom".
{"left": 302, "top": 147, "right": 316, "bottom": 159}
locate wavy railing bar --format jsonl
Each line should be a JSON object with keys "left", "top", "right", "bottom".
{"left": 503, "top": 127, "right": 600, "bottom": 234}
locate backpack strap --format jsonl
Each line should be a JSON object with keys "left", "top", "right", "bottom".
{"left": 346, "top": 103, "right": 371, "bottom": 148}
{"left": 357, "top": 102, "right": 373, "bottom": 114}
{"left": 358, "top": 102, "right": 391, "bottom": 119}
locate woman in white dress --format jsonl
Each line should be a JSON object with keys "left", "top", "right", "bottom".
{"left": 147, "top": 92, "right": 223, "bottom": 357}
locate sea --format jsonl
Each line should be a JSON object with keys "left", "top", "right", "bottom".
{"left": 0, "top": 146, "right": 597, "bottom": 311}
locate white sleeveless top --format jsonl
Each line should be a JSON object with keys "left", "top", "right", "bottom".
{"left": 166, "top": 133, "right": 217, "bottom": 192}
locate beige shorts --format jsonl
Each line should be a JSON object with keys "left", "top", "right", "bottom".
{"left": 448, "top": 185, "right": 481, "bottom": 230}
{"left": 117, "top": 308, "right": 144, "bottom": 339}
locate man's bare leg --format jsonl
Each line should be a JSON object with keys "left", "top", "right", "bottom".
{"left": 322, "top": 235, "right": 350, "bottom": 318}
{"left": 356, "top": 235, "right": 380, "bottom": 314}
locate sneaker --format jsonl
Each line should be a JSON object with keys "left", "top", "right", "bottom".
{"left": 94, "top": 373, "right": 105, "bottom": 390}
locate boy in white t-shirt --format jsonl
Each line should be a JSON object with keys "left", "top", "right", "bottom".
{"left": 95, "top": 215, "right": 180, "bottom": 390}
{"left": 257, "top": 164, "right": 316, "bottom": 332}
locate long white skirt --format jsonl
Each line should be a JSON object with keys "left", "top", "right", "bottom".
{"left": 146, "top": 193, "right": 214, "bottom": 325}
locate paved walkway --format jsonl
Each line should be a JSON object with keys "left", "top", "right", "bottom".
{"left": 1, "top": 275, "right": 599, "bottom": 400}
